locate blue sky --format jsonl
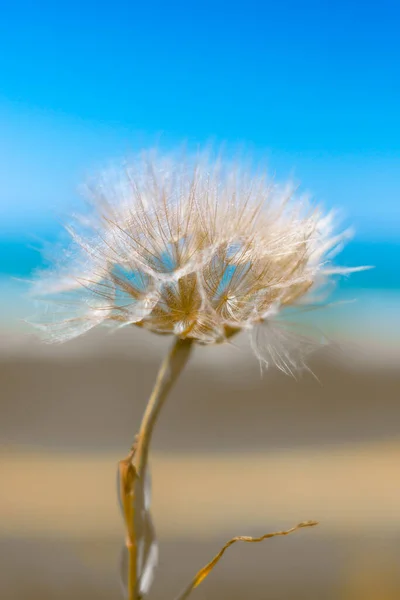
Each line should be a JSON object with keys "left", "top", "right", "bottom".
{"left": 1, "top": 0, "right": 399, "bottom": 239}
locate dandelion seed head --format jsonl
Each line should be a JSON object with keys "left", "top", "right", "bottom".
{"left": 32, "top": 149, "right": 366, "bottom": 372}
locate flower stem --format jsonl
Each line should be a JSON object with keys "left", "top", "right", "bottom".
{"left": 134, "top": 336, "right": 194, "bottom": 477}
{"left": 120, "top": 336, "right": 194, "bottom": 600}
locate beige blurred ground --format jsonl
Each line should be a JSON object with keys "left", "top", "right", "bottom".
{"left": 1, "top": 328, "right": 400, "bottom": 599}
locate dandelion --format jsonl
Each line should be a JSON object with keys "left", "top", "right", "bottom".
{"left": 32, "top": 149, "right": 366, "bottom": 600}
{"left": 33, "top": 152, "right": 362, "bottom": 367}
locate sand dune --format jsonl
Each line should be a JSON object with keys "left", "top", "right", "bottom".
{"left": 1, "top": 329, "right": 400, "bottom": 599}
{"left": 1, "top": 440, "right": 400, "bottom": 538}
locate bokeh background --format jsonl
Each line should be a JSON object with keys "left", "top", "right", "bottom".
{"left": 1, "top": 1, "right": 400, "bottom": 599}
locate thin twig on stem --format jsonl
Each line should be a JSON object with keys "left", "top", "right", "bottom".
{"left": 174, "top": 520, "right": 319, "bottom": 600}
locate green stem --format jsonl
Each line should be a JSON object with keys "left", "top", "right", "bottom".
{"left": 124, "top": 336, "right": 193, "bottom": 600}
{"left": 134, "top": 336, "right": 194, "bottom": 477}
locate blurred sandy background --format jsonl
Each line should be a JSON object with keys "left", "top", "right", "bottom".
{"left": 1, "top": 327, "right": 400, "bottom": 600}
{"left": 2, "top": 2, "right": 400, "bottom": 598}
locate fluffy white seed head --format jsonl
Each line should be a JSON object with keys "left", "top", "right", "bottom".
{"left": 32, "top": 150, "right": 365, "bottom": 372}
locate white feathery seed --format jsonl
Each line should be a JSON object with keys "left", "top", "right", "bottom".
{"left": 31, "top": 150, "right": 366, "bottom": 373}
